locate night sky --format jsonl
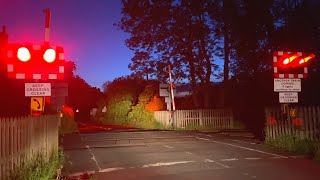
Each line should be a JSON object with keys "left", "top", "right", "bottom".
{"left": 0, "top": 0, "right": 133, "bottom": 89}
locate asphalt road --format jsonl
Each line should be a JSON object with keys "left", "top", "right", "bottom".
{"left": 60, "top": 126, "right": 320, "bottom": 180}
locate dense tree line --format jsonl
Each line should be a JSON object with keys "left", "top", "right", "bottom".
{"left": 117, "top": 0, "right": 320, "bottom": 106}
{"left": 117, "top": 0, "right": 320, "bottom": 136}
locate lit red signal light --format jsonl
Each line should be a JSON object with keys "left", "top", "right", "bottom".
{"left": 17, "top": 47, "right": 31, "bottom": 62}
{"left": 43, "top": 48, "right": 56, "bottom": 63}
{"left": 280, "top": 53, "right": 315, "bottom": 68}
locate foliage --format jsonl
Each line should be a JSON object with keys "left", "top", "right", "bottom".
{"left": 59, "top": 109, "right": 78, "bottom": 134}
{"left": 101, "top": 77, "right": 165, "bottom": 129}
{"left": 265, "top": 135, "right": 318, "bottom": 158}
{"left": 127, "top": 82, "right": 166, "bottom": 129}
{"left": 117, "top": 0, "right": 222, "bottom": 108}
{"left": 9, "top": 149, "right": 64, "bottom": 180}
{"left": 102, "top": 76, "right": 144, "bottom": 125}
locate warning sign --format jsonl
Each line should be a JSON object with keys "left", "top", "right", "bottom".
{"left": 25, "top": 83, "right": 51, "bottom": 97}
{"left": 279, "top": 92, "right": 298, "bottom": 103}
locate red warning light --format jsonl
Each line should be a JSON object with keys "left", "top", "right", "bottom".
{"left": 17, "top": 47, "right": 31, "bottom": 62}
{"left": 273, "top": 51, "right": 316, "bottom": 78}
{"left": 43, "top": 48, "right": 56, "bottom": 63}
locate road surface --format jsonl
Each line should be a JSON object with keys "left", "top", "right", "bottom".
{"left": 60, "top": 125, "right": 320, "bottom": 180}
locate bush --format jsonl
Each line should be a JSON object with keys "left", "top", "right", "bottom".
{"left": 9, "top": 149, "right": 64, "bottom": 180}
{"left": 59, "top": 111, "right": 78, "bottom": 134}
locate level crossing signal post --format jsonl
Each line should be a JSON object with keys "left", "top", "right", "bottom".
{"left": 2, "top": 9, "right": 66, "bottom": 116}
{"left": 273, "top": 51, "right": 315, "bottom": 121}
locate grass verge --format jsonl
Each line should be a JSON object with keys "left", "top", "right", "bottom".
{"left": 265, "top": 135, "right": 320, "bottom": 161}
{"left": 9, "top": 149, "right": 64, "bottom": 180}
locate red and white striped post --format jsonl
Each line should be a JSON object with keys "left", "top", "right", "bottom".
{"left": 44, "top": 8, "right": 51, "bottom": 44}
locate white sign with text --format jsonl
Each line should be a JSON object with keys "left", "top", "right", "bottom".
{"left": 279, "top": 92, "right": 298, "bottom": 103}
{"left": 274, "top": 78, "right": 301, "bottom": 92}
{"left": 25, "top": 83, "right": 51, "bottom": 97}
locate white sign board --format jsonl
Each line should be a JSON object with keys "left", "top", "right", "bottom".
{"left": 25, "top": 83, "right": 51, "bottom": 97}
{"left": 274, "top": 78, "right": 301, "bottom": 92}
{"left": 279, "top": 92, "right": 298, "bottom": 103}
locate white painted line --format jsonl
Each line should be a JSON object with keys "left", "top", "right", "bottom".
{"left": 204, "top": 159, "right": 214, "bottom": 163}
{"left": 211, "top": 140, "right": 289, "bottom": 158}
{"left": 186, "top": 152, "right": 193, "bottom": 154}
{"left": 245, "top": 157, "right": 261, "bottom": 160}
{"left": 271, "top": 156, "right": 283, "bottom": 159}
{"left": 86, "top": 145, "right": 101, "bottom": 171}
{"left": 290, "top": 155, "right": 308, "bottom": 159}
{"left": 142, "top": 161, "right": 195, "bottom": 168}
{"left": 68, "top": 171, "right": 95, "bottom": 177}
{"left": 99, "top": 167, "right": 124, "bottom": 173}
{"left": 205, "top": 135, "right": 212, "bottom": 137}
{"left": 252, "top": 176, "right": 257, "bottom": 178}
{"left": 196, "top": 137, "right": 210, "bottom": 141}
{"left": 163, "top": 145, "right": 174, "bottom": 149}
{"left": 232, "top": 139, "right": 256, "bottom": 144}
{"left": 204, "top": 159, "right": 230, "bottom": 168}
{"left": 220, "top": 158, "right": 239, "bottom": 162}
{"left": 242, "top": 173, "right": 249, "bottom": 176}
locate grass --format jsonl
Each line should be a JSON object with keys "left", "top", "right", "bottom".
{"left": 265, "top": 135, "right": 320, "bottom": 161}
{"left": 9, "top": 149, "right": 64, "bottom": 180}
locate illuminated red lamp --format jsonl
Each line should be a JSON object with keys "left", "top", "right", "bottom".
{"left": 43, "top": 48, "right": 56, "bottom": 63}
{"left": 273, "top": 51, "right": 316, "bottom": 78}
{"left": 17, "top": 47, "right": 31, "bottom": 62}
{"left": 5, "top": 43, "right": 65, "bottom": 80}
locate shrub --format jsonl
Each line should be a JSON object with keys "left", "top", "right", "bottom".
{"left": 59, "top": 111, "right": 78, "bottom": 134}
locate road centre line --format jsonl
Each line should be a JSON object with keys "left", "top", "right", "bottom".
{"left": 220, "top": 158, "right": 239, "bottom": 161}
{"left": 185, "top": 151, "right": 193, "bottom": 154}
{"left": 163, "top": 145, "right": 174, "bottom": 149}
{"left": 204, "top": 159, "right": 230, "bottom": 168}
{"left": 245, "top": 157, "right": 262, "bottom": 160}
{"left": 142, "top": 161, "right": 195, "bottom": 168}
{"left": 196, "top": 137, "right": 210, "bottom": 141}
{"left": 195, "top": 136, "right": 289, "bottom": 158}
{"left": 99, "top": 167, "right": 124, "bottom": 173}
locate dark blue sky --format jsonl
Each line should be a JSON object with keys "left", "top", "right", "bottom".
{"left": 0, "top": 0, "right": 133, "bottom": 89}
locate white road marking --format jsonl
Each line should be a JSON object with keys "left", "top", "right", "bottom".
{"left": 186, "top": 152, "right": 193, "bottom": 154}
{"left": 205, "top": 135, "right": 212, "bottom": 137}
{"left": 68, "top": 171, "right": 95, "bottom": 177}
{"left": 68, "top": 161, "right": 73, "bottom": 165}
{"left": 290, "top": 155, "right": 307, "bottom": 159}
{"left": 99, "top": 167, "right": 124, "bottom": 173}
{"left": 232, "top": 139, "right": 256, "bottom": 145}
{"left": 142, "top": 161, "right": 195, "bottom": 168}
{"left": 220, "top": 158, "right": 239, "bottom": 161}
{"left": 245, "top": 157, "right": 261, "bottom": 160}
{"left": 196, "top": 137, "right": 210, "bottom": 141}
{"left": 210, "top": 140, "right": 289, "bottom": 158}
{"left": 163, "top": 145, "right": 174, "bottom": 149}
{"left": 204, "top": 159, "right": 230, "bottom": 168}
{"left": 271, "top": 156, "right": 283, "bottom": 159}
{"left": 86, "top": 145, "right": 101, "bottom": 171}
{"left": 204, "top": 159, "right": 215, "bottom": 163}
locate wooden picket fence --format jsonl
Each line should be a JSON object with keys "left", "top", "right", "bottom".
{"left": 0, "top": 115, "right": 60, "bottom": 179}
{"left": 154, "top": 109, "right": 234, "bottom": 129}
{"left": 265, "top": 106, "right": 320, "bottom": 141}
